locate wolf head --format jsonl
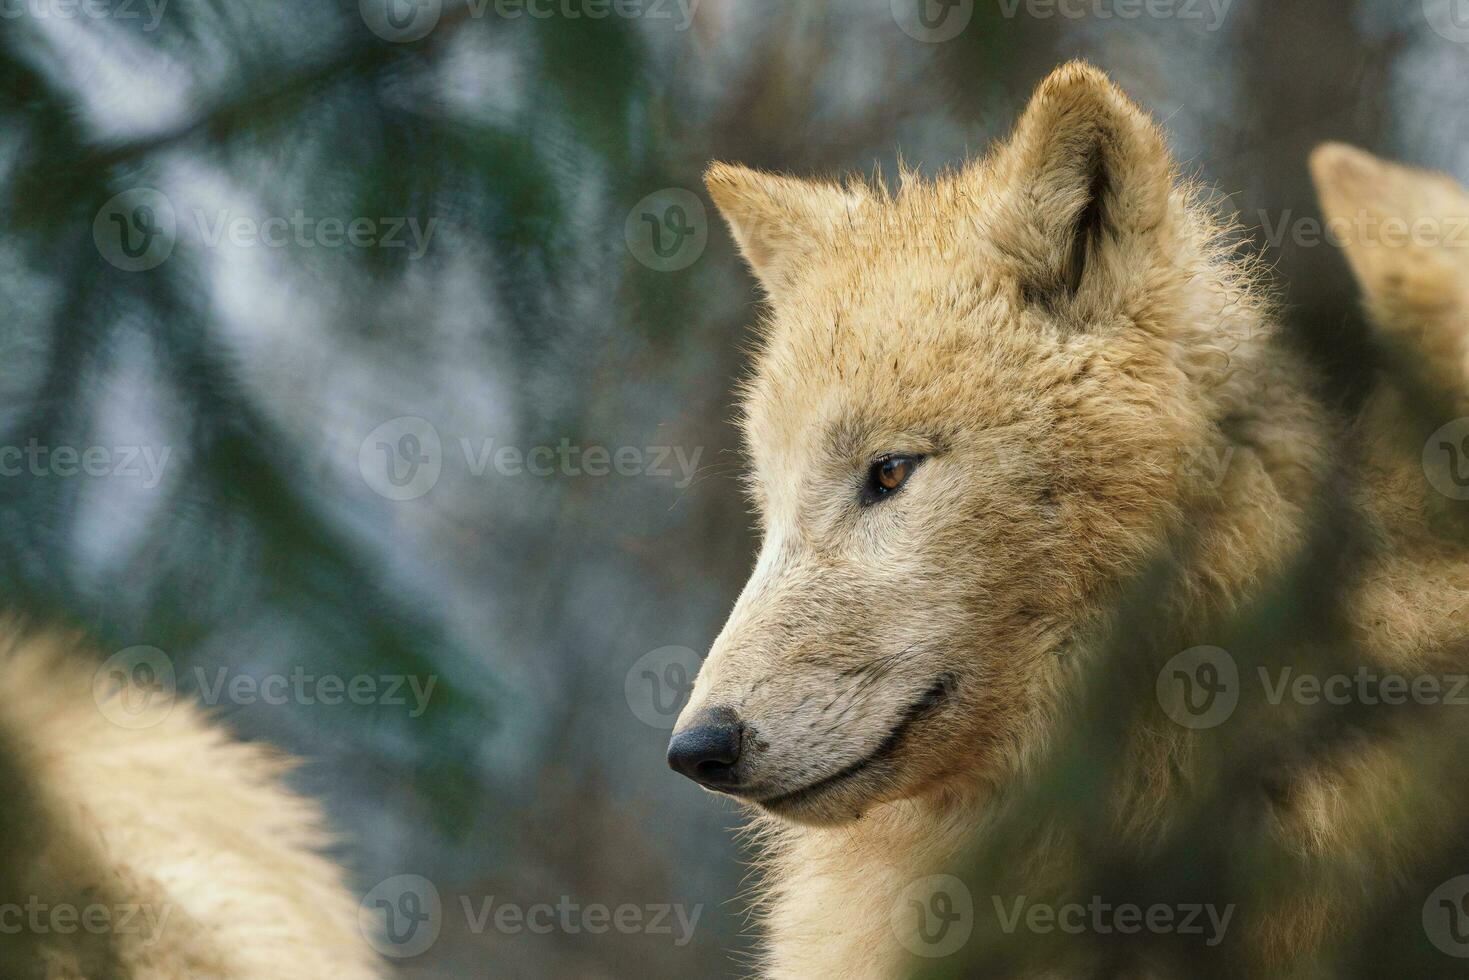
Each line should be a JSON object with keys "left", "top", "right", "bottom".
{"left": 669, "top": 63, "right": 1280, "bottom": 826}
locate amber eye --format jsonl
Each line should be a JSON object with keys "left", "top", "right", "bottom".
{"left": 862, "top": 455, "right": 923, "bottom": 505}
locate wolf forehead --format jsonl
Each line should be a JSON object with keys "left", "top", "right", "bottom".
{"left": 717, "top": 173, "right": 1112, "bottom": 463}
{"left": 736, "top": 324, "right": 1051, "bottom": 463}
{"left": 711, "top": 166, "right": 1067, "bottom": 429}
{"left": 722, "top": 186, "right": 1113, "bottom": 474}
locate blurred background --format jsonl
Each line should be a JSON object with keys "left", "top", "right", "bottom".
{"left": 2, "top": 0, "right": 1467, "bottom": 975}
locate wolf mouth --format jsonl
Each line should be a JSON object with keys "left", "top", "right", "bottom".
{"left": 754, "top": 673, "right": 955, "bottom": 812}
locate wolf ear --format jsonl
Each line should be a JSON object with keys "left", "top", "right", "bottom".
{"left": 1310, "top": 143, "right": 1469, "bottom": 409}
{"left": 989, "top": 62, "right": 1174, "bottom": 316}
{"left": 704, "top": 163, "right": 867, "bottom": 297}
{"left": 1310, "top": 142, "right": 1469, "bottom": 303}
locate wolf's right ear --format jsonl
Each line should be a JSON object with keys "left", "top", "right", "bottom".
{"left": 1310, "top": 143, "right": 1469, "bottom": 409}
{"left": 705, "top": 163, "right": 867, "bottom": 298}
{"left": 986, "top": 62, "right": 1175, "bottom": 319}
{"left": 1310, "top": 142, "right": 1469, "bottom": 304}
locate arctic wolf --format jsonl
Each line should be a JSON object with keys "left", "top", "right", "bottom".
{"left": 669, "top": 62, "right": 1469, "bottom": 977}
{"left": 0, "top": 627, "right": 383, "bottom": 978}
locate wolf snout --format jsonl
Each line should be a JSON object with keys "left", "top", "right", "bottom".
{"left": 667, "top": 706, "right": 744, "bottom": 789}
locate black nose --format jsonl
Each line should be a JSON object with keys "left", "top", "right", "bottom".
{"left": 667, "top": 708, "right": 744, "bottom": 788}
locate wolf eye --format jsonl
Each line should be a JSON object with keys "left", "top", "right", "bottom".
{"left": 861, "top": 455, "right": 922, "bottom": 505}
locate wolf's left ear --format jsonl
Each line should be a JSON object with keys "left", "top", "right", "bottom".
{"left": 988, "top": 62, "right": 1174, "bottom": 316}
{"left": 705, "top": 163, "right": 868, "bottom": 298}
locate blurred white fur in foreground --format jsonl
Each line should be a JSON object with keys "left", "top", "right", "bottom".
{"left": 0, "top": 628, "right": 383, "bottom": 979}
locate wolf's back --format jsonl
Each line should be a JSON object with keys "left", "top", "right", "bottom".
{"left": 0, "top": 628, "right": 383, "bottom": 979}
